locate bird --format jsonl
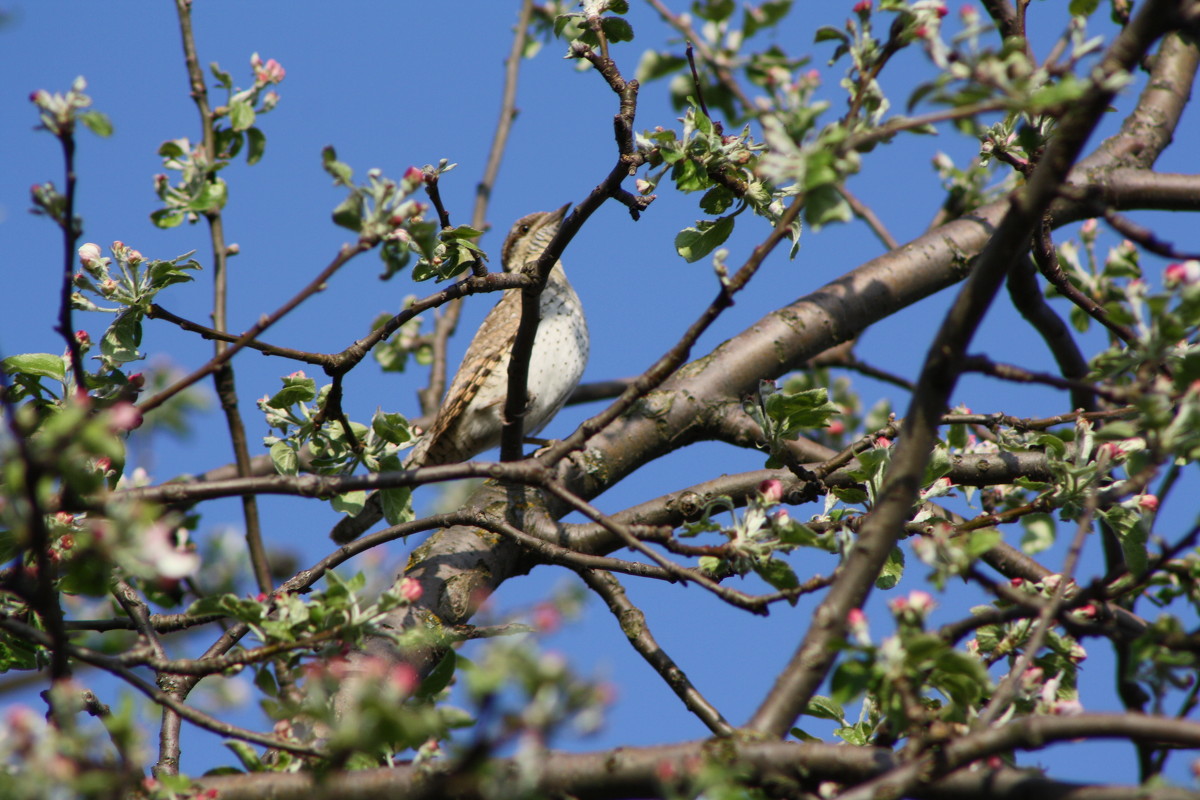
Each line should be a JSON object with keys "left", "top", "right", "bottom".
{"left": 330, "top": 205, "right": 588, "bottom": 543}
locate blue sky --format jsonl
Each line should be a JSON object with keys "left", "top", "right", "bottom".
{"left": 2, "top": 0, "right": 1198, "bottom": 786}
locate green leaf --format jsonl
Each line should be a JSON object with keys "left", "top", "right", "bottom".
{"left": 753, "top": 557, "right": 799, "bottom": 593}
{"left": 601, "top": 16, "right": 634, "bottom": 42}
{"left": 699, "top": 185, "right": 735, "bottom": 215}
{"left": 804, "top": 695, "right": 845, "bottom": 723}
{"left": 834, "top": 723, "right": 871, "bottom": 746}
{"left": 372, "top": 411, "right": 412, "bottom": 445}
{"left": 441, "top": 225, "right": 485, "bottom": 241}
{"left": 102, "top": 310, "right": 145, "bottom": 365}
{"left": 671, "top": 158, "right": 708, "bottom": 192}
{"left": 229, "top": 99, "right": 256, "bottom": 132}
{"left": 1020, "top": 513, "right": 1055, "bottom": 555}
{"left": 187, "top": 179, "right": 228, "bottom": 213}
{"left": 1068, "top": 0, "right": 1100, "bottom": 15}
{"left": 78, "top": 110, "right": 113, "bottom": 138}
{"left": 3, "top": 353, "right": 66, "bottom": 382}
{"left": 789, "top": 727, "right": 822, "bottom": 743}
{"left": 693, "top": 0, "right": 735, "bottom": 22}
{"left": 254, "top": 664, "right": 279, "bottom": 698}
{"left": 814, "top": 26, "right": 849, "bottom": 44}
{"left": 270, "top": 441, "right": 298, "bottom": 476}
{"left": 268, "top": 374, "right": 317, "bottom": 408}
{"left": 322, "top": 145, "right": 354, "bottom": 185}
{"left": 380, "top": 486, "right": 413, "bottom": 526}
{"left": 215, "top": 127, "right": 243, "bottom": 160}
{"left": 674, "top": 216, "right": 734, "bottom": 263}
{"left": 803, "top": 184, "right": 851, "bottom": 231}
{"left": 875, "top": 546, "right": 905, "bottom": 589}
{"left": 416, "top": 650, "right": 456, "bottom": 700}
{"left": 831, "top": 657, "right": 873, "bottom": 704}
{"left": 331, "top": 491, "right": 367, "bottom": 516}
{"left": 831, "top": 486, "right": 869, "bottom": 505}
{"left": 745, "top": 0, "right": 792, "bottom": 37}
{"left": 209, "top": 61, "right": 233, "bottom": 89}
{"left": 158, "top": 139, "right": 188, "bottom": 159}
{"left": 922, "top": 446, "right": 953, "bottom": 487}
{"left": 150, "top": 208, "right": 186, "bottom": 229}
{"left": 331, "top": 192, "right": 364, "bottom": 232}
{"left": 147, "top": 258, "right": 200, "bottom": 291}
{"left": 636, "top": 50, "right": 687, "bottom": 83}
{"left": 225, "top": 740, "right": 263, "bottom": 772}
{"left": 245, "top": 127, "right": 267, "bottom": 165}
{"left": 965, "top": 527, "right": 1002, "bottom": 559}
{"left": 764, "top": 386, "right": 840, "bottom": 436}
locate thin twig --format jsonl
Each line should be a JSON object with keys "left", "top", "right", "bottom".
{"left": 577, "top": 567, "right": 735, "bottom": 735}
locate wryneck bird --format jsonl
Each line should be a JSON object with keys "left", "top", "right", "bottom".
{"left": 330, "top": 205, "right": 588, "bottom": 543}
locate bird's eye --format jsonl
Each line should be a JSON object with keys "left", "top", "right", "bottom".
{"left": 521, "top": 225, "right": 531, "bottom": 233}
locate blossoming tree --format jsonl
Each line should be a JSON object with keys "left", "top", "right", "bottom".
{"left": 4, "top": 1, "right": 1200, "bottom": 798}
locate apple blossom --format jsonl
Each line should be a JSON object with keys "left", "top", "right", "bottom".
{"left": 758, "top": 478, "right": 784, "bottom": 503}
{"left": 141, "top": 524, "right": 200, "bottom": 579}
{"left": 399, "top": 576, "right": 423, "bottom": 602}
{"left": 78, "top": 242, "right": 102, "bottom": 267}
{"left": 1164, "top": 260, "right": 1200, "bottom": 287}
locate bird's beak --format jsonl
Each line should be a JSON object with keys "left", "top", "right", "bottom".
{"left": 551, "top": 203, "right": 571, "bottom": 224}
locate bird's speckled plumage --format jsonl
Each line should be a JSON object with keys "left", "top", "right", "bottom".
{"left": 330, "top": 206, "right": 588, "bottom": 543}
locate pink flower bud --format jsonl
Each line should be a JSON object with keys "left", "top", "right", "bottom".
{"left": 908, "top": 590, "right": 935, "bottom": 613}
{"left": 1164, "top": 260, "right": 1200, "bottom": 287}
{"left": 253, "top": 57, "right": 286, "bottom": 85}
{"left": 287, "top": 370, "right": 307, "bottom": 379}
{"left": 399, "top": 577, "right": 423, "bottom": 603}
{"left": 1136, "top": 494, "right": 1158, "bottom": 512}
{"left": 635, "top": 179, "right": 653, "bottom": 194}
{"left": 534, "top": 602, "right": 561, "bottom": 633}
{"left": 74, "top": 330, "right": 90, "bottom": 346}
{"left": 934, "top": 4, "right": 948, "bottom": 17}
{"left": 875, "top": 436, "right": 892, "bottom": 448}
{"left": 108, "top": 402, "right": 144, "bottom": 432}
{"left": 78, "top": 242, "right": 103, "bottom": 267}
{"left": 826, "top": 419, "right": 845, "bottom": 435}
{"left": 389, "top": 663, "right": 418, "bottom": 695}
{"left": 758, "top": 478, "right": 784, "bottom": 503}
{"left": 403, "top": 166, "right": 425, "bottom": 184}
{"left": 853, "top": 0, "right": 871, "bottom": 12}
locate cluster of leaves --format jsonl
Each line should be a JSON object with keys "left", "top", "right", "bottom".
{"left": 681, "top": 489, "right": 836, "bottom": 596}
{"left": 821, "top": 592, "right": 992, "bottom": 745}
{"left": 258, "top": 373, "right": 415, "bottom": 526}
{"left": 0, "top": 687, "right": 143, "bottom": 800}
{"left": 744, "top": 378, "right": 841, "bottom": 466}
{"left": 150, "top": 54, "right": 287, "bottom": 228}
